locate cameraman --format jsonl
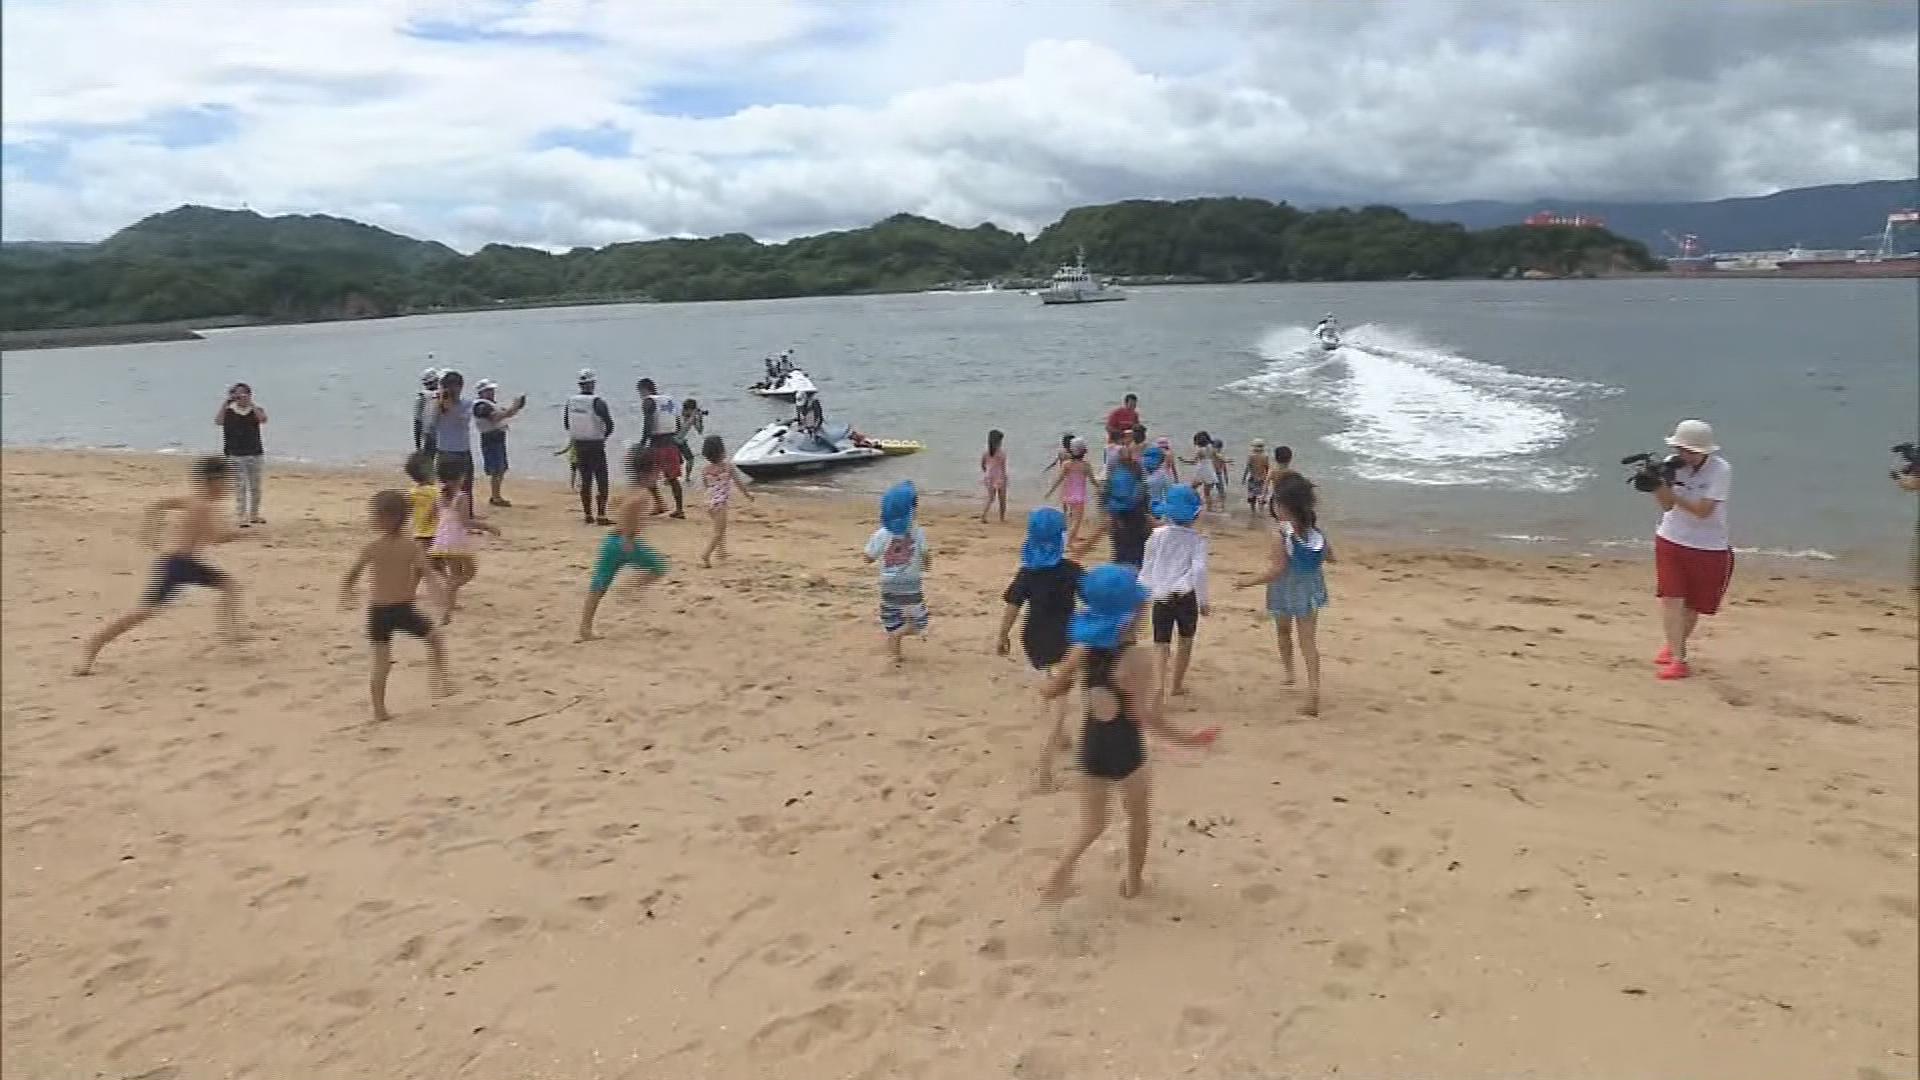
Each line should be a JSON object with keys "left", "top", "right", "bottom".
{"left": 1648, "top": 419, "right": 1731, "bottom": 681}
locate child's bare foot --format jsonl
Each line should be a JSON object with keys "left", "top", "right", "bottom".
{"left": 700, "top": 557, "right": 712, "bottom": 569}
{"left": 1029, "top": 767, "right": 1058, "bottom": 795}
{"left": 73, "top": 658, "right": 95, "bottom": 676}
{"left": 372, "top": 707, "right": 393, "bottom": 722}
{"left": 431, "top": 676, "right": 456, "bottom": 700}
{"left": 1119, "top": 874, "right": 1143, "bottom": 899}
{"left": 1054, "top": 731, "right": 1073, "bottom": 750}
{"left": 1300, "top": 691, "right": 1320, "bottom": 717}
{"left": 1041, "top": 867, "right": 1075, "bottom": 905}
{"left": 1171, "top": 684, "right": 1188, "bottom": 697}
{"left": 576, "top": 628, "right": 598, "bottom": 642}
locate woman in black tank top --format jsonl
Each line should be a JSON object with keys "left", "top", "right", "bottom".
{"left": 1041, "top": 564, "right": 1217, "bottom": 904}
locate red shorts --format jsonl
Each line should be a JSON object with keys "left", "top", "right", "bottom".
{"left": 649, "top": 443, "right": 681, "bottom": 477}
{"left": 1654, "top": 535, "right": 1734, "bottom": 616}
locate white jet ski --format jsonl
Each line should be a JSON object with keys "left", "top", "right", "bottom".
{"left": 747, "top": 368, "right": 818, "bottom": 400}
{"left": 731, "top": 420, "right": 885, "bottom": 476}
{"left": 1314, "top": 321, "right": 1341, "bottom": 351}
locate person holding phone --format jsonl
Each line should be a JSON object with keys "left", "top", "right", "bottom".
{"left": 216, "top": 382, "right": 268, "bottom": 526}
{"left": 472, "top": 378, "right": 528, "bottom": 507}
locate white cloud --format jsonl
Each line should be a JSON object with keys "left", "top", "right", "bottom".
{"left": 2, "top": 0, "right": 1913, "bottom": 248}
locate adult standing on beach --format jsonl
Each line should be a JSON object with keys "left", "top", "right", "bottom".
{"left": 216, "top": 382, "right": 267, "bottom": 526}
{"left": 1106, "top": 393, "right": 1140, "bottom": 445}
{"left": 412, "top": 367, "right": 440, "bottom": 455}
{"left": 564, "top": 369, "right": 615, "bottom": 525}
{"left": 472, "top": 378, "right": 527, "bottom": 508}
{"left": 637, "top": 377, "right": 686, "bottom": 519}
{"left": 430, "top": 370, "right": 477, "bottom": 518}
{"left": 1649, "top": 418, "right": 1733, "bottom": 681}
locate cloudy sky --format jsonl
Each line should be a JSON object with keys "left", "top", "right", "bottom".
{"left": 3, "top": 0, "right": 1914, "bottom": 249}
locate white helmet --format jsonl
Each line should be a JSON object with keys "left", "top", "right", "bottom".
{"left": 474, "top": 378, "right": 498, "bottom": 394}
{"left": 419, "top": 367, "right": 440, "bottom": 387}
{"left": 577, "top": 367, "right": 597, "bottom": 384}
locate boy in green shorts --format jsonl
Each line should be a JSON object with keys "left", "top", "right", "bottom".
{"left": 577, "top": 445, "right": 669, "bottom": 640}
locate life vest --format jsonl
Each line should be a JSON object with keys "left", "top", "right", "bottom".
{"left": 642, "top": 394, "right": 679, "bottom": 441}
{"left": 474, "top": 400, "right": 509, "bottom": 436}
{"left": 564, "top": 393, "right": 608, "bottom": 441}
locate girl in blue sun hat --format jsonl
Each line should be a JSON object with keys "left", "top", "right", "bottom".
{"left": 862, "top": 481, "right": 931, "bottom": 664}
{"left": 996, "top": 506, "right": 1085, "bottom": 791}
{"left": 1040, "top": 563, "right": 1218, "bottom": 904}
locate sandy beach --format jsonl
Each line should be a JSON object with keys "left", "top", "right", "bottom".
{"left": 2, "top": 449, "right": 1914, "bottom": 1079}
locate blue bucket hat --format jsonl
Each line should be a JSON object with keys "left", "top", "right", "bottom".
{"left": 1021, "top": 506, "right": 1067, "bottom": 570}
{"left": 1142, "top": 446, "right": 1167, "bottom": 472}
{"left": 881, "top": 480, "right": 917, "bottom": 536}
{"left": 1155, "top": 484, "right": 1202, "bottom": 525}
{"left": 1070, "top": 563, "right": 1150, "bottom": 649}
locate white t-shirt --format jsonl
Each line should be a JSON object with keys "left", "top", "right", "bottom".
{"left": 865, "top": 526, "right": 927, "bottom": 595}
{"left": 1655, "top": 454, "right": 1732, "bottom": 551}
{"left": 1140, "top": 523, "right": 1210, "bottom": 605}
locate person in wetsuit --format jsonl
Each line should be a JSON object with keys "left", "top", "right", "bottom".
{"left": 1039, "top": 563, "right": 1216, "bottom": 903}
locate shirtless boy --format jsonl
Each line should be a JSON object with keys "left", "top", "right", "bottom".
{"left": 76, "top": 456, "right": 246, "bottom": 674}
{"left": 340, "top": 489, "right": 452, "bottom": 720}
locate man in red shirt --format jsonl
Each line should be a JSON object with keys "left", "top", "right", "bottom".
{"left": 1105, "top": 394, "right": 1140, "bottom": 444}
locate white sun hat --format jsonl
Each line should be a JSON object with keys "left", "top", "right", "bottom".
{"left": 419, "top": 366, "right": 440, "bottom": 386}
{"left": 1665, "top": 418, "right": 1719, "bottom": 454}
{"left": 474, "top": 378, "right": 498, "bottom": 393}
{"left": 577, "top": 368, "right": 597, "bottom": 383}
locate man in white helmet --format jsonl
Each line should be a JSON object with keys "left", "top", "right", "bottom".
{"left": 412, "top": 367, "right": 440, "bottom": 454}
{"left": 563, "top": 369, "right": 615, "bottom": 524}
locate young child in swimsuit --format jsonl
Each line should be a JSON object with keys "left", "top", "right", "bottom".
{"left": 76, "top": 456, "right": 246, "bottom": 674}
{"left": 577, "top": 444, "right": 669, "bottom": 641}
{"left": 341, "top": 489, "right": 452, "bottom": 720}
{"left": 1238, "top": 472, "right": 1333, "bottom": 716}
{"left": 699, "top": 434, "right": 755, "bottom": 568}
{"left": 1040, "top": 564, "right": 1217, "bottom": 903}
{"left": 995, "top": 507, "right": 1085, "bottom": 792}
{"left": 428, "top": 454, "right": 498, "bottom": 623}
{"left": 980, "top": 429, "right": 1009, "bottom": 524}
{"left": 1265, "top": 445, "right": 1296, "bottom": 521}
{"left": 1243, "top": 439, "right": 1271, "bottom": 524}
{"left": 1043, "top": 436, "right": 1093, "bottom": 544}
{"left": 863, "top": 481, "right": 932, "bottom": 665}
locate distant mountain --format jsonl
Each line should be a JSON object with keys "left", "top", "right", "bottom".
{"left": 0, "top": 197, "right": 1656, "bottom": 332}
{"left": 1403, "top": 179, "right": 1919, "bottom": 256}
{"left": 98, "top": 205, "right": 460, "bottom": 269}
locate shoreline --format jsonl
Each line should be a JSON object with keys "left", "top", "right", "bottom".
{"left": 4, "top": 444, "right": 1903, "bottom": 582}
{"left": 3, "top": 447, "right": 1913, "bottom": 1078}
{"left": 5, "top": 271, "right": 1905, "bottom": 352}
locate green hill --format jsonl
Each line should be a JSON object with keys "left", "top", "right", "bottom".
{"left": 0, "top": 199, "right": 1657, "bottom": 332}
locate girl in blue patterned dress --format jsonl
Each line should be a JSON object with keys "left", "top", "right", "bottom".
{"left": 1238, "top": 473, "right": 1331, "bottom": 716}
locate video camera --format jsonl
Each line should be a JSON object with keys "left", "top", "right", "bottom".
{"left": 1893, "top": 442, "right": 1920, "bottom": 479}
{"left": 1620, "top": 451, "right": 1683, "bottom": 493}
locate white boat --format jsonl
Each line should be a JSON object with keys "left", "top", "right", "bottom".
{"left": 746, "top": 368, "right": 817, "bottom": 400}
{"left": 1314, "top": 318, "right": 1341, "bottom": 351}
{"left": 731, "top": 420, "right": 885, "bottom": 476}
{"left": 1039, "top": 248, "right": 1126, "bottom": 305}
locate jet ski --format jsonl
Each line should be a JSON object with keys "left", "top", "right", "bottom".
{"left": 731, "top": 420, "right": 885, "bottom": 476}
{"left": 1314, "top": 318, "right": 1341, "bottom": 351}
{"left": 747, "top": 367, "right": 818, "bottom": 400}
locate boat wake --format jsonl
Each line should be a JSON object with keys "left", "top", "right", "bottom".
{"left": 1224, "top": 324, "right": 1614, "bottom": 493}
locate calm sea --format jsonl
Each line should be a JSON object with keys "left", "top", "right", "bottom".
{"left": 4, "top": 279, "right": 1916, "bottom": 574}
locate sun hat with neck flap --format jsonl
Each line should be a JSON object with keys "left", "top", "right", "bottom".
{"left": 1021, "top": 507, "right": 1068, "bottom": 570}
{"left": 1071, "top": 563, "right": 1151, "bottom": 649}
{"left": 1155, "top": 484, "right": 1202, "bottom": 526}
{"left": 880, "top": 480, "right": 918, "bottom": 536}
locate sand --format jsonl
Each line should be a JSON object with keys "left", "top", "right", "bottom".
{"left": 2, "top": 449, "right": 1915, "bottom": 1080}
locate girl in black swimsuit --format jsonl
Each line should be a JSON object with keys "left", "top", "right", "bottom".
{"left": 1041, "top": 564, "right": 1217, "bottom": 904}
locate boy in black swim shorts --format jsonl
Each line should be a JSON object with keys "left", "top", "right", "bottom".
{"left": 77, "top": 456, "right": 246, "bottom": 675}
{"left": 341, "top": 489, "right": 452, "bottom": 720}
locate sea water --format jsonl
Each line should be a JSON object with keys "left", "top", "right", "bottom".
{"left": 3, "top": 278, "right": 1914, "bottom": 573}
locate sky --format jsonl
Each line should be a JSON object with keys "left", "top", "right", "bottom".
{"left": 3, "top": 0, "right": 1915, "bottom": 250}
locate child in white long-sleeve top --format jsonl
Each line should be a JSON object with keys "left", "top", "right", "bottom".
{"left": 1138, "top": 484, "right": 1209, "bottom": 703}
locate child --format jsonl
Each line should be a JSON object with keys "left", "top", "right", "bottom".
{"left": 405, "top": 452, "right": 438, "bottom": 560}
{"left": 995, "top": 507, "right": 1084, "bottom": 792}
{"left": 577, "top": 444, "right": 669, "bottom": 641}
{"left": 340, "top": 489, "right": 451, "bottom": 720}
{"left": 1266, "top": 445, "right": 1296, "bottom": 520}
{"left": 863, "top": 481, "right": 931, "bottom": 664}
{"left": 1181, "top": 432, "right": 1214, "bottom": 509}
{"left": 1043, "top": 436, "right": 1093, "bottom": 543}
{"left": 1209, "top": 439, "right": 1232, "bottom": 513}
{"left": 1040, "top": 433, "right": 1075, "bottom": 476}
{"left": 1238, "top": 472, "right": 1331, "bottom": 716}
{"left": 76, "top": 456, "right": 246, "bottom": 674}
{"left": 1143, "top": 446, "right": 1172, "bottom": 515}
{"left": 980, "top": 429, "right": 1009, "bottom": 524}
{"left": 1040, "top": 563, "right": 1217, "bottom": 903}
{"left": 676, "top": 398, "right": 708, "bottom": 483}
{"left": 1140, "top": 484, "right": 1209, "bottom": 702}
{"left": 1243, "top": 438, "right": 1271, "bottom": 523}
{"left": 428, "top": 454, "right": 499, "bottom": 623}
{"left": 699, "top": 433, "right": 755, "bottom": 567}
